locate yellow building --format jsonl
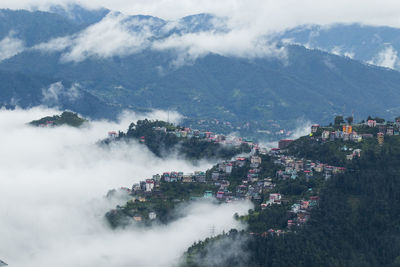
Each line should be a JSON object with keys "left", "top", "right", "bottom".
{"left": 377, "top": 132, "right": 384, "bottom": 145}
{"left": 343, "top": 125, "right": 353, "bottom": 134}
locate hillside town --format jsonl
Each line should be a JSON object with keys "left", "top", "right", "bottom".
{"left": 106, "top": 117, "right": 391, "bottom": 232}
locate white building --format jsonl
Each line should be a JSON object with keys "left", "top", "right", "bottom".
{"left": 145, "top": 180, "right": 155, "bottom": 192}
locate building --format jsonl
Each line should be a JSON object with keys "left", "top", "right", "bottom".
{"left": 145, "top": 179, "right": 155, "bottom": 192}
{"left": 322, "top": 130, "right": 330, "bottom": 140}
{"left": 377, "top": 132, "right": 384, "bottom": 145}
{"left": 378, "top": 125, "right": 387, "bottom": 134}
{"left": 367, "top": 120, "right": 377, "bottom": 127}
{"left": 387, "top": 126, "right": 394, "bottom": 136}
{"left": 225, "top": 163, "right": 233, "bottom": 174}
{"left": 251, "top": 156, "right": 262, "bottom": 165}
{"left": 267, "top": 193, "right": 282, "bottom": 205}
{"left": 204, "top": 191, "right": 213, "bottom": 198}
{"left": 182, "top": 175, "right": 193, "bottom": 183}
{"left": 216, "top": 191, "right": 225, "bottom": 199}
{"left": 133, "top": 216, "right": 142, "bottom": 222}
{"left": 211, "top": 172, "right": 220, "bottom": 180}
{"left": 311, "top": 124, "right": 320, "bottom": 133}
{"left": 108, "top": 131, "right": 117, "bottom": 139}
{"left": 342, "top": 125, "right": 353, "bottom": 134}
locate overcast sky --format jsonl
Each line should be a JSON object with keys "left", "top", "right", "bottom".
{"left": 1, "top": 0, "right": 400, "bottom": 29}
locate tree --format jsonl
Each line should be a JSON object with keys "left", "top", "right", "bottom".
{"left": 346, "top": 116, "right": 354, "bottom": 125}
{"left": 334, "top": 116, "right": 345, "bottom": 126}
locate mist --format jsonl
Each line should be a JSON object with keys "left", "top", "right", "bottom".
{"left": 3, "top": 0, "right": 400, "bottom": 66}
{"left": 0, "top": 107, "right": 252, "bottom": 267}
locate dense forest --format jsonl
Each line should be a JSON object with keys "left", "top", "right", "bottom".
{"left": 183, "top": 135, "right": 400, "bottom": 266}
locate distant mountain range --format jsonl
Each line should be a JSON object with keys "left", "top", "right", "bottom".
{"left": 277, "top": 23, "right": 400, "bottom": 70}
{"left": 1, "top": 6, "right": 400, "bottom": 137}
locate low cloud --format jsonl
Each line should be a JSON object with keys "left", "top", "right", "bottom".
{"left": 288, "top": 120, "right": 313, "bottom": 140}
{"left": 368, "top": 45, "right": 399, "bottom": 69}
{"left": 60, "top": 12, "right": 155, "bottom": 62}
{"left": 0, "top": 32, "right": 25, "bottom": 62}
{"left": 0, "top": 107, "right": 252, "bottom": 267}
{"left": 30, "top": 10, "right": 286, "bottom": 65}
{"left": 331, "top": 46, "right": 354, "bottom": 59}
{"left": 42, "top": 81, "right": 82, "bottom": 103}
{"left": 185, "top": 233, "right": 251, "bottom": 267}
{"left": 152, "top": 31, "right": 287, "bottom": 67}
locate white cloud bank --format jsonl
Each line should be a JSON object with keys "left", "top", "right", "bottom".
{"left": 0, "top": 107, "right": 252, "bottom": 267}
{"left": 0, "top": 32, "right": 25, "bottom": 62}
{"left": 368, "top": 45, "right": 399, "bottom": 69}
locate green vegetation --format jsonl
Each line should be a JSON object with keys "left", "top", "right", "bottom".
{"left": 115, "top": 119, "right": 251, "bottom": 160}
{"left": 29, "top": 111, "right": 87, "bottom": 127}
{"left": 105, "top": 182, "right": 218, "bottom": 228}
{"left": 182, "top": 132, "right": 400, "bottom": 267}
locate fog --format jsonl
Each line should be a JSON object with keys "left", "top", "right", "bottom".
{"left": 0, "top": 107, "right": 252, "bottom": 267}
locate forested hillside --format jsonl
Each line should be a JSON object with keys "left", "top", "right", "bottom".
{"left": 183, "top": 128, "right": 400, "bottom": 266}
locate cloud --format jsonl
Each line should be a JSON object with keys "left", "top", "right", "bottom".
{"left": 4, "top": 1, "right": 400, "bottom": 66}
{"left": 34, "top": 36, "right": 71, "bottom": 52}
{"left": 259, "top": 119, "right": 312, "bottom": 150}
{"left": 151, "top": 30, "right": 287, "bottom": 67}
{"left": 35, "top": 12, "right": 157, "bottom": 62}
{"left": 0, "top": 32, "right": 25, "bottom": 62}
{"left": 331, "top": 46, "right": 354, "bottom": 59}
{"left": 185, "top": 233, "right": 251, "bottom": 266}
{"left": 0, "top": 107, "right": 252, "bottom": 267}
{"left": 60, "top": 12, "right": 156, "bottom": 62}
{"left": 42, "top": 81, "right": 82, "bottom": 103}
{"left": 368, "top": 45, "right": 399, "bottom": 69}
{"left": 32, "top": 9, "right": 286, "bottom": 65}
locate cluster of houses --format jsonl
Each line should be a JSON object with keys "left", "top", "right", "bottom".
{"left": 153, "top": 125, "right": 256, "bottom": 147}
{"left": 288, "top": 196, "right": 319, "bottom": 227}
{"left": 271, "top": 151, "right": 345, "bottom": 180}
{"left": 216, "top": 155, "right": 271, "bottom": 202}
{"left": 108, "top": 121, "right": 354, "bottom": 230}
{"left": 251, "top": 195, "right": 320, "bottom": 237}
{"left": 312, "top": 119, "right": 400, "bottom": 146}
{"left": 317, "top": 124, "right": 365, "bottom": 143}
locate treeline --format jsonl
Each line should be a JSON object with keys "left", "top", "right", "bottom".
{"left": 29, "top": 111, "right": 86, "bottom": 127}
{"left": 115, "top": 119, "right": 251, "bottom": 160}
{"left": 183, "top": 136, "right": 400, "bottom": 266}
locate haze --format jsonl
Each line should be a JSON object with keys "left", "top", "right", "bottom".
{"left": 0, "top": 107, "right": 252, "bottom": 266}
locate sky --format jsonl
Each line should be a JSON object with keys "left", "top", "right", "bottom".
{"left": 0, "top": 107, "right": 252, "bottom": 267}
{"left": 1, "top": 0, "right": 400, "bottom": 28}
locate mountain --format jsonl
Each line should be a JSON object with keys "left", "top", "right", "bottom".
{"left": 2, "top": 8, "right": 400, "bottom": 136}
{"left": 278, "top": 23, "right": 400, "bottom": 70}
{"left": 4, "top": 43, "right": 400, "bottom": 127}
{"left": 0, "top": 9, "right": 84, "bottom": 46}
{"left": 48, "top": 4, "right": 110, "bottom": 26}
{"left": 0, "top": 69, "right": 118, "bottom": 119}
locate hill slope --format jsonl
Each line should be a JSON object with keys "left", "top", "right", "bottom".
{"left": 1, "top": 9, "right": 400, "bottom": 134}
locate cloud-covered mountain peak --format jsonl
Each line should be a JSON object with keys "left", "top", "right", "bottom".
{"left": 48, "top": 3, "right": 110, "bottom": 26}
